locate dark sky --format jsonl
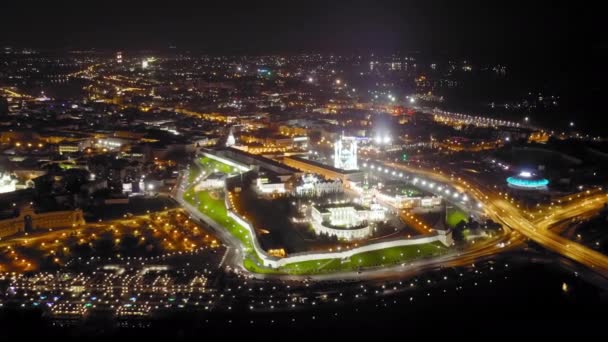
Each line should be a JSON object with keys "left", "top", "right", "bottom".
{"left": 0, "top": 1, "right": 601, "bottom": 70}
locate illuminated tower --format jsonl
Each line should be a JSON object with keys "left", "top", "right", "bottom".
{"left": 116, "top": 51, "right": 123, "bottom": 64}
{"left": 334, "top": 136, "right": 358, "bottom": 170}
{"left": 226, "top": 127, "right": 236, "bottom": 147}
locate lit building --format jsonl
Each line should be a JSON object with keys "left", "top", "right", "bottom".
{"left": 310, "top": 203, "right": 385, "bottom": 241}
{"left": 334, "top": 136, "right": 358, "bottom": 170}
{"left": 0, "top": 205, "right": 85, "bottom": 238}
{"left": 194, "top": 172, "right": 227, "bottom": 191}
{"left": 0, "top": 172, "right": 17, "bottom": 194}
{"left": 283, "top": 156, "right": 362, "bottom": 183}
{"left": 116, "top": 51, "right": 123, "bottom": 64}
{"left": 226, "top": 127, "right": 236, "bottom": 147}
{"left": 506, "top": 171, "right": 549, "bottom": 190}
{"left": 293, "top": 174, "right": 343, "bottom": 197}
{"left": 256, "top": 177, "right": 286, "bottom": 194}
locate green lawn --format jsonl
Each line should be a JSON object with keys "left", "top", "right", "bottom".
{"left": 184, "top": 158, "right": 448, "bottom": 275}
{"left": 446, "top": 207, "right": 468, "bottom": 228}
{"left": 198, "top": 156, "right": 240, "bottom": 175}
{"left": 183, "top": 187, "right": 254, "bottom": 252}
{"left": 187, "top": 166, "right": 202, "bottom": 184}
{"left": 278, "top": 242, "right": 446, "bottom": 275}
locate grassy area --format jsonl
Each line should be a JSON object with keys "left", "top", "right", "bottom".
{"left": 446, "top": 207, "right": 468, "bottom": 228}
{"left": 183, "top": 187, "right": 254, "bottom": 251}
{"left": 198, "top": 156, "right": 239, "bottom": 174}
{"left": 184, "top": 159, "right": 448, "bottom": 275}
{"left": 278, "top": 242, "right": 446, "bottom": 275}
{"left": 187, "top": 165, "right": 202, "bottom": 184}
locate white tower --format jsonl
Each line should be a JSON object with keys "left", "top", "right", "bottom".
{"left": 334, "top": 136, "right": 358, "bottom": 170}
{"left": 226, "top": 127, "right": 236, "bottom": 147}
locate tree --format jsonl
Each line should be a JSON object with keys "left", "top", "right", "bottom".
{"left": 453, "top": 220, "right": 468, "bottom": 242}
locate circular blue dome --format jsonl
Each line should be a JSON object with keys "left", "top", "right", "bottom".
{"left": 506, "top": 171, "right": 549, "bottom": 190}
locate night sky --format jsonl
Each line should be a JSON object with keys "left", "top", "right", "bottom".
{"left": 0, "top": 1, "right": 603, "bottom": 88}
{"left": 1, "top": 2, "right": 581, "bottom": 56}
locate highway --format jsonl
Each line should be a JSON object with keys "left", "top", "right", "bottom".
{"left": 385, "top": 161, "right": 608, "bottom": 278}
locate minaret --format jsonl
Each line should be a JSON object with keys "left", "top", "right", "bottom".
{"left": 226, "top": 127, "right": 236, "bottom": 147}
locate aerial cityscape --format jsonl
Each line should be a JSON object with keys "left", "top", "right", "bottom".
{"left": 0, "top": 1, "right": 605, "bottom": 337}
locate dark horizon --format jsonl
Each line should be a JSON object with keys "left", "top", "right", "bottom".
{"left": 1, "top": 1, "right": 589, "bottom": 65}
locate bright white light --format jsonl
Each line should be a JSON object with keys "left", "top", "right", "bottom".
{"left": 147, "top": 184, "right": 154, "bottom": 190}
{"left": 519, "top": 171, "right": 532, "bottom": 178}
{"left": 409, "top": 97, "right": 415, "bottom": 104}
{"left": 308, "top": 77, "right": 314, "bottom": 83}
{"left": 335, "top": 79, "right": 341, "bottom": 85}
{"left": 0, "top": 172, "right": 17, "bottom": 194}
{"left": 374, "top": 136, "right": 382, "bottom": 144}
{"left": 383, "top": 136, "right": 391, "bottom": 144}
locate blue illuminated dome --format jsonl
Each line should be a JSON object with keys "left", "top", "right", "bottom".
{"left": 506, "top": 171, "right": 549, "bottom": 190}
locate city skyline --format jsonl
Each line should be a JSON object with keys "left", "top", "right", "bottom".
{"left": 0, "top": 2, "right": 605, "bottom": 337}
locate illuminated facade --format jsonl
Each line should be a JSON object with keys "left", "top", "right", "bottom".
{"left": 294, "top": 174, "right": 343, "bottom": 197}
{"left": 0, "top": 172, "right": 17, "bottom": 193}
{"left": 334, "top": 136, "right": 358, "bottom": 170}
{"left": 506, "top": 171, "right": 549, "bottom": 190}
{"left": 0, "top": 206, "right": 85, "bottom": 238}
{"left": 226, "top": 126, "right": 236, "bottom": 147}
{"left": 310, "top": 204, "right": 385, "bottom": 241}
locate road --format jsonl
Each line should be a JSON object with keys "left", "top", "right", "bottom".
{"left": 384, "top": 161, "right": 608, "bottom": 278}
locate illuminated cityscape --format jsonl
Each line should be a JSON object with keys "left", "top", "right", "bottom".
{"left": 0, "top": 1, "right": 604, "bottom": 338}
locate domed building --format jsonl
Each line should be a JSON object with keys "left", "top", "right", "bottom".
{"left": 506, "top": 171, "right": 549, "bottom": 190}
